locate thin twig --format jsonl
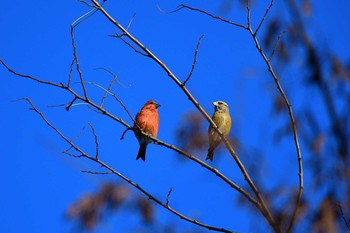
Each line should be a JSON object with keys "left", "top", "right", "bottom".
{"left": 254, "top": 0, "right": 274, "bottom": 36}
{"left": 174, "top": 5, "right": 248, "bottom": 30}
{"left": 71, "top": 4, "right": 98, "bottom": 28}
{"left": 97, "top": 69, "right": 118, "bottom": 107}
{"left": 1, "top": 56, "right": 131, "bottom": 131}
{"left": 246, "top": 0, "right": 251, "bottom": 28}
{"left": 268, "top": 31, "right": 285, "bottom": 61}
{"left": 72, "top": 125, "right": 87, "bottom": 142}
{"left": 109, "top": 34, "right": 149, "bottom": 57}
{"left": 47, "top": 102, "right": 70, "bottom": 108}
{"left": 66, "top": 97, "right": 78, "bottom": 111}
{"left": 68, "top": 57, "right": 76, "bottom": 88}
{"left": 95, "top": 67, "right": 130, "bottom": 88}
{"left": 78, "top": 0, "right": 95, "bottom": 8}
{"left": 24, "top": 98, "right": 93, "bottom": 160}
{"left": 82, "top": 170, "right": 113, "bottom": 175}
{"left": 86, "top": 81, "right": 135, "bottom": 123}
{"left": 0, "top": 58, "right": 65, "bottom": 88}
{"left": 183, "top": 34, "right": 204, "bottom": 86}
{"left": 101, "top": 78, "right": 117, "bottom": 107}
{"left": 70, "top": 24, "right": 88, "bottom": 100}
{"left": 88, "top": 122, "right": 99, "bottom": 160}
{"left": 63, "top": 150, "right": 83, "bottom": 158}
{"left": 94, "top": 67, "right": 130, "bottom": 108}
{"left": 337, "top": 202, "right": 350, "bottom": 231}
{"left": 166, "top": 187, "right": 173, "bottom": 206}
{"left": 126, "top": 13, "right": 136, "bottom": 31}
{"left": 120, "top": 127, "right": 133, "bottom": 140}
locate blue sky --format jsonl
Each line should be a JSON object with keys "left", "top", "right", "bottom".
{"left": 1, "top": 1, "right": 350, "bottom": 233}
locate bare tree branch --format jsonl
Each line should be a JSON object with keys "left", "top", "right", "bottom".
{"left": 0, "top": 58, "right": 65, "bottom": 88}
{"left": 70, "top": 24, "right": 89, "bottom": 100}
{"left": 120, "top": 127, "right": 133, "bottom": 140}
{"left": 94, "top": 67, "right": 130, "bottom": 88}
{"left": 86, "top": 81, "right": 135, "bottom": 123}
{"left": 108, "top": 34, "right": 149, "bottom": 57}
{"left": 254, "top": 0, "right": 274, "bottom": 36}
{"left": 166, "top": 187, "right": 173, "bottom": 207}
{"left": 88, "top": 122, "right": 99, "bottom": 160}
{"left": 169, "top": 4, "right": 279, "bottom": 233}
{"left": 183, "top": 34, "right": 204, "bottom": 86}
{"left": 63, "top": 150, "right": 83, "bottom": 158}
{"left": 96, "top": 69, "right": 118, "bottom": 107}
{"left": 268, "top": 31, "right": 285, "bottom": 61}
{"left": 126, "top": 13, "right": 136, "bottom": 31}
{"left": 78, "top": 0, "right": 95, "bottom": 8}
{"left": 65, "top": 97, "right": 78, "bottom": 111}
{"left": 81, "top": 170, "right": 113, "bottom": 174}
{"left": 24, "top": 98, "right": 94, "bottom": 160}
{"left": 246, "top": 0, "right": 251, "bottom": 28}
{"left": 247, "top": 3, "right": 303, "bottom": 232}
{"left": 173, "top": 1, "right": 305, "bottom": 232}
{"left": 71, "top": 125, "right": 87, "bottom": 142}
{"left": 174, "top": 5, "right": 248, "bottom": 30}
{"left": 68, "top": 57, "right": 75, "bottom": 88}
{"left": 337, "top": 202, "right": 350, "bottom": 231}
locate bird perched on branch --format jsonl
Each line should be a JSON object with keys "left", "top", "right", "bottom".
{"left": 206, "top": 101, "right": 231, "bottom": 162}
{"left": 134, "top": 100, "right": 160, "bottom": 161}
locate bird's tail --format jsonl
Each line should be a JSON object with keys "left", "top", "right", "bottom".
{"left": 136, "top": 144, "right": 147, "bottom": 161}
{"left": 206, "top": 148, "right": 214, "bottom": 162}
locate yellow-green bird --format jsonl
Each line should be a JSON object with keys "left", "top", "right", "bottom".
{"left": 206, "top": 101, "right": 232, "bottom": 161}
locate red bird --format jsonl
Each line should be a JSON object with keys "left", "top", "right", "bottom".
{"left": 134, "top": 100, "right": 160, "bottom": 161}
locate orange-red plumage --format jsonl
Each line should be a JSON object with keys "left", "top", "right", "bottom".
{"left": 134, "top": 100, "right": 160, "bottom": 161}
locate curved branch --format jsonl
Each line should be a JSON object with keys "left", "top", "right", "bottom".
{"left": 88, "top": 122, "right": 99, "bottom": 160}
{"left": 254, "top": 0, "right": 274, "bottom": 36}
{"left": 175, "top": 2, "right": 304, "bottom": 233}
{"left": 0, "top": 58, "right": 65, "bottom": 89}
{"left": 183, "top": 34, "right": 204, "bottom": 86}
{"left": 247, "top": 25, "right": 303, "bottom": 233}
{"left": 70, "top": 24, "right": 88, "bottom": 100}
{"left": 174, "top": 5, "right": 248, "bottom": 30}
{"left": 337, "top": 202, "right": 350, "bottom": 232}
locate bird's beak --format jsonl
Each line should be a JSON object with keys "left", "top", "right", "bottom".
{"left": 155, "top": 103, "right": 161, "bottom": 108}
{"left": 212, "top": 101, "right": 218, "bottom": 106}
